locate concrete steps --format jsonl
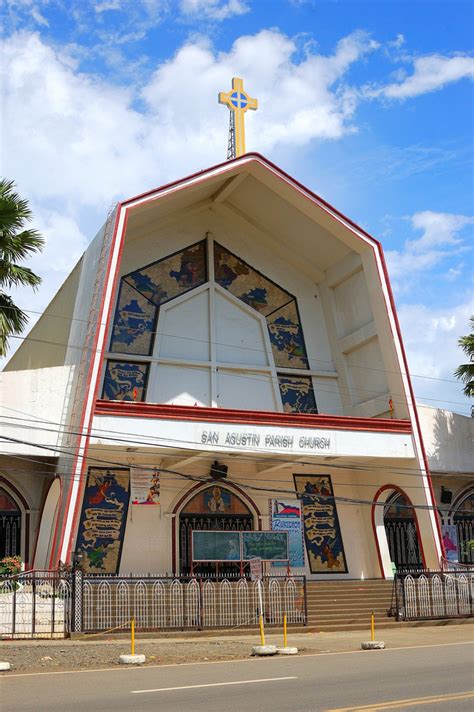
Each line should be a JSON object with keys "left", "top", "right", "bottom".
{"left": 305, "top": 579, "right": 395, "bottom": 631}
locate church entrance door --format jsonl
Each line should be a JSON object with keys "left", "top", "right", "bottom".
{"left": 383, "top": 493, "right": 422, "bottom": 571}
{"left": 179, "top": 485, "right": 254, "bottom": 575}
{"left": 0, "top": 488, "right": 21, "bottom": 559}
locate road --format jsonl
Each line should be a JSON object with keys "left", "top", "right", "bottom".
{"left": 1, "top": 641, "right": 473, "bottom": 711}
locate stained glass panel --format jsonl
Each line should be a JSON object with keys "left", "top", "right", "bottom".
{"left": 278, "top": 375, "right": 318, "bottom": 414}
{"left": 125, "top": 240, "right": 207, "bottom": 306}
{"left": 214, "top": 243, "right": 291, "bottom": 316}
{"left": 102, "top": 360, "right": 149, "bottom": 401}
{"left": 110, "top": 281, "right": 156, "bottom": 355}
{"left": 267, "top": 301, "right": 309, "bottom": 369}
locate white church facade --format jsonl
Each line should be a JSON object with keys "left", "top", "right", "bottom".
{"left": 2, "top": 152, "right": 459, "bottom": 579}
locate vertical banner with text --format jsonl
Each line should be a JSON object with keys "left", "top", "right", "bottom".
{"left": 75, "top": 468, "right": 130, "bottom": 574}
{"left": 270, "top": 499, "right": 305, "bottom": 568}
{"left": 294, "top": 474, "right": 348, "bottom": 574}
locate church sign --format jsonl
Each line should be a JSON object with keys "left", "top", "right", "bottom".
{"left": 270, "top": 499, "right": 305, "bottom": 568}
{"left": 75, "top": 467, "right": 130, "bottom": 574}
{"left": 294, "top": 474, "right": 348, "bottom": 574}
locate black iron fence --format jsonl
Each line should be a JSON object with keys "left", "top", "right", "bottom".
{"left": 0, "top": 570, "right": 72, "bottom": 639}
{"left": 392, "top": 569, "right": 474, "bottom": 621}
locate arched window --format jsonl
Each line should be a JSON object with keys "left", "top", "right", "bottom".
{"left": 102, "top": 239, "right": 318, "bottom": 414}
{"left": 453, "top": 490, "right": 474, "bottom": 564}
{"left": 0, "top": 488, "right": 21, "bottom": 559}
{"left": 383, "top": 492, "right": 422, "bottom": 571}
{"left": 178, "top": 485, "right": 254, "bottom": 574}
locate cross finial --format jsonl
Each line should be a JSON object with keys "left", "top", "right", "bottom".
{"left": 218, "top": 77, "right": 258, "bottom": 159}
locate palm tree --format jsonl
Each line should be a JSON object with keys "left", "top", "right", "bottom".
{"left": 0, "top": 179, "right": 44, "bottom": 356}
{"left": 454, "top": 316, "right": 474, "bottom": 415}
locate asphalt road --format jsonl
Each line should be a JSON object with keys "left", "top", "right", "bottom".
{"left": 1, "top": 641, "right": 473, "bottom": 711}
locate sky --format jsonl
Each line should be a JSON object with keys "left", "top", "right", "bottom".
{"left": 1, "top": 0, "right": 473, "bottom": 416}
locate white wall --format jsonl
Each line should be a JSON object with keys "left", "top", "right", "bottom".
{"left": 418, "top": 405, "right": 473, "bottom": 475}
{"left": 0, "top": 365, "right": 74, "bottom": 455}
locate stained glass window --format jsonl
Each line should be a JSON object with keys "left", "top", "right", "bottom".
{"left": 109, "top": 240, "right": 207, "bottom": 357}
{"left": 102, "top": 360, "right": 149, "bottom": 401}
{"left": 104, "top": 239, "right": 318, "bottom": 413}
{"left": 278, "top": 375, "right": 318, "bottom": 414}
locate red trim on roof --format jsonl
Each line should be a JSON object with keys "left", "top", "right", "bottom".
{"left": 94, "top": 400, "right": 412, "bottom": 434}
{"left": 120, "top": 152, "right": 380, "bottom": 247}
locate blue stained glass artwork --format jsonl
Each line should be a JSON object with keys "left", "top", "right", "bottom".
{"left": 124, "top": 271, "right": 168, "bottom": 306}
{"left": 278, "top": 375, "right": 318, "bottom": 414}
{"left": 268, "top": 301, "right": 309, "bottom": 369}
{"left": 102, "top": 360, "right": 149, "bottom": 401}
{"left": 110, "top": 281, "right": 156, "bottom": 355}
{"left": 294, "top": 474, "right": 348, "bottom": 574}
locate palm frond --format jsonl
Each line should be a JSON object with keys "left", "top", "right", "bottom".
{"left": 0, "top": 292, "right": 29, "bottom": 356}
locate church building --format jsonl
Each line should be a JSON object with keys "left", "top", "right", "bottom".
{"left": 1, "top": 79, "right": 450, "bottom": 579}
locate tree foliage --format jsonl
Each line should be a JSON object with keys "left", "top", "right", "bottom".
{"left": 0, "top": 179, "right": 44, "bottom": 356}
{"left": 454, "top": 316, "right": 474, "bottom": 415}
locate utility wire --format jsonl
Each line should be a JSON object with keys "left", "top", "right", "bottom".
{"left": 1, "top": 433, "right": 471, "bottom": 515}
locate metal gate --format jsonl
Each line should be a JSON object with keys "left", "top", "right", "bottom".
{"left": 179, "top": 514, "right": 253, "bottom": 574}
{"left": 384, "top": 519, "right": 422, "bottom": 571}
{"left": 0, "top": 570, "right": 72, "bottom": 639}
{"left": 455, "top": 517, "right": 474, "bottom": 565}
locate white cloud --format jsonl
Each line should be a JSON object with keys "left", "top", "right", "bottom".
{"left": 180, "top": 0, "right": 249, "bottom": 21}
{"left": 372, "top": 53, "right": 474, "bottom": 100}
{"left": 398, "top": 299, "right": 473, "bottom": 414}
{"left": 95, "top": 0, "right": 123, "bottom": 12}
{"left": 2, "top": 28, "right": 379, "bottom": 213}
{"left": 386, "top": 210, "right": 473, "bottom": 283}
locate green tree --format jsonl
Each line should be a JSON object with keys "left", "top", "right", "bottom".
{"left": 0, "top": 179, "right": 44, "bottom": 356}
{"left": 454, "top": 316, "right": 474, "bottom": 415}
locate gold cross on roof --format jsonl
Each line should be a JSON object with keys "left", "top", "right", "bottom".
{"left": 218, "top": 77, "right": 258, "bottom": 158}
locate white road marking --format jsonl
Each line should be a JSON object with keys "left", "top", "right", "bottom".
{"left": 2, "top": 640, "right": 472, "bottom": 679}
{"left": 131, "top": 676, "right": 298, "bottom": 694}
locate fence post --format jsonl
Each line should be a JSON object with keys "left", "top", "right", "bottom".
{"left": 303, "top": 576, "right": 308, "bottom": 625}
{"left": 71, "top": 568, "right": 84, "bottom": 634}
{"left": 198, "top": 578, "right": 204, "bottom": 630}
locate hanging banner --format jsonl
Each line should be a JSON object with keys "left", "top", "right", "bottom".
{"left": 75, "top": 468, "right": 130, "bottom": 574}
{"left": 270, "top": 499, "right": 305, "bottom": 568}
{"left": 294, "top": 474, "right": 348, "bottom": 574}
{"left": 441, "top": 524, "right": 459, "bottom": 563}
{"left": 131, "top": 468, "right": 160, "bottom": 505}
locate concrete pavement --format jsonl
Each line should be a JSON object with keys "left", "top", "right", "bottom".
{"left": 1, "top": 639, "right": 473, "bottom": 711}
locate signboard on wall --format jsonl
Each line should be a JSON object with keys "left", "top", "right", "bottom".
{"left": 75, "top": 468, "right": 130, "bottom": 574}
{"left": 192, "top": 531, "right": 241, "bottom": 562}
{"left": 242, "top": 531, "right": 288, "bottom": 561}
{"left": 294, "top": 474, "right": 348, "bottom": 574}
{"left": 131, "top": 468, "right": 160, "bottom": 505}
{"left": 270, "top": 499, "right": 304, "bottom": 568}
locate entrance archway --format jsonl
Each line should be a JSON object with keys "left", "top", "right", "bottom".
{"left": 178, "top": 484, "right": 255, "bottom": 574}
{"left": 383, "top": 491, "right": 422, "bottom": 572}
{"left": 452, "top": 488, "right": 473, "bottom": 564}
{"left": 372, "top": 485, "right": 424, "bottom": 577}
{"left": 0, "top": 487, "right": 21, "bottom": 559}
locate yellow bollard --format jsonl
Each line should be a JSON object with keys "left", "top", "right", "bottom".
{"left": 371, "top": 612, "right": 375, "bottom": 642}
{"left": 283, "top": 614, "right": 287, "bottom": 649}
{"left": 131, "top": 617, "right": 135, "bottom": 656}
{"left": 259, "top": 614, "right": 266, "bottom": 646}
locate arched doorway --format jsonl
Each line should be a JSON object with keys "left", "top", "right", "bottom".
{"left": 453, "top": 489, "right": 473, "bottom": 565}
{"left": 384, "top": 492, "right": 422, "bottom": 571}
{"left": 0, "top": 487, "right": 21, "bottom": 559}
{"left": 179, "top": 484, "right": 254, "bottom": 574}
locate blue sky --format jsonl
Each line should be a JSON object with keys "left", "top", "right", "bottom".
{"left": 1, "top": 0, "right": 473, "bottom": 414}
